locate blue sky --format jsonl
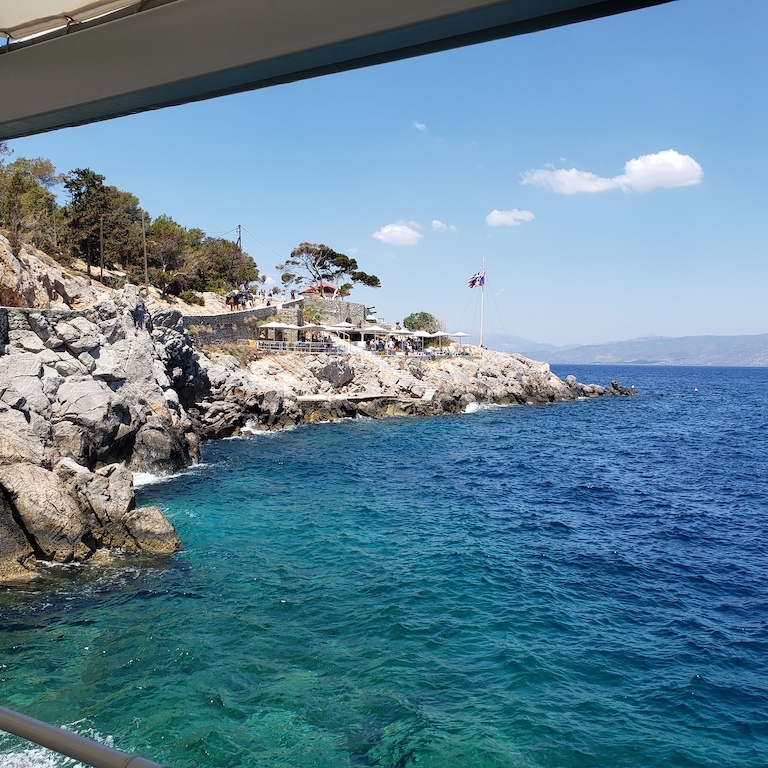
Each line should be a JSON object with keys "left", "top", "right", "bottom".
{"left": 8, "top": 0, "right": 768, "bottom": 346}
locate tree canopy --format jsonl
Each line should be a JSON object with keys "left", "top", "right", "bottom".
{"left": 403, "top": 311, "right": 444, "bottom": 333}
{"left": 277, "top": 242, "right": 380, "bottom": 297}
{"left": 1, "top": 152, "right": 260, "bottom": 297}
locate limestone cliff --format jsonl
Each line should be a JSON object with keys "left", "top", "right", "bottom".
{"left": 192, "top": 342, "right": 633, "bottom": 438}
{"left": 0, "top": 234, "right": 634, "bottom": 583}
{"left": 0, "top": 237, "right": 198, "bottom": 581}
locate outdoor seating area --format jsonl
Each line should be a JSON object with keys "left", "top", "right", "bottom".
{"left": 253, "top": 319, "right": 474, "bottom": 356}
{"left": 256, "top": 340, "right": 340, "bottom": 354}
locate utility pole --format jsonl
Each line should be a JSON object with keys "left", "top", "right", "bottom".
{"left": 230, "top": 224, "right": 243, "bottom": 288}
{"left": 99, "top": 215, "right": 104, "bottom": 283}
{"left": 51, "top": 200, "right": 57, "bottom": 249}
{"left": 142, "top": 211, "right": 149, "bottom": 294}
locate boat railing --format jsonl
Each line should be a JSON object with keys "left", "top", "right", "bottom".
{"left": 0, "top": 705, "right": 169, "bottom": 768}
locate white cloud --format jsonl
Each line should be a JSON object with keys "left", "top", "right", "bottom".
{"left": 413, "top": 121, "right": 427, "bottom": 131}
{"left": 348, "top": 246, "right": 360, "bottom": 254}
{"left": 485, "top": 209, "right": 535, "bottom": 227}
{"left": 372, "top": 222, "right": 423, "bottom": 246}
{"left": 432, "top": 219, "right": 457, "bottom": 233}
{"left": 521, "top": 150, "right": 703, "bottom": 194}
{"left": 621, "top": 150, "right": 703, "bottom": 191}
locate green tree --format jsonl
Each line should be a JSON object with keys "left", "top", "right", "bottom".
{"left": 277, "top": 242, "right": 380, "bottom": 297}
{"left": 1, "top": 172, "right": 26, "bottom": 255}
{"left": 191, "top": 235, "right": 259, "bottom": 293}
{"left": 146, "top": 215, "right": 188, "bottom": 296}
{"left": 403, "top": 311, "right": 445, "bottom": 346}
{"left": 403, "top": 311, "right": 444, "bottom": 333}
{"left": 63, "top": 168, "right": 109, "bottom": 273}
{"left": 63, "top": 168, "right": 147, "bottom": 278}
{"left": 102, "top": 186, "right": 144, "bottom": 274}
{"left": 1, "top": 156, "right": 61, "bottom": 254}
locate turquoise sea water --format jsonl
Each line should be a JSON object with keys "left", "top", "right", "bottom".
{"left": 1, "top": 365, "right": 767, "bottom": 767}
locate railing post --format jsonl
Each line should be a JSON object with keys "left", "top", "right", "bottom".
{"left": 0, "top": 706, "right": 169, "bottom": 768}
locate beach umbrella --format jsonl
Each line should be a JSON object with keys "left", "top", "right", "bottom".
{"left": 450, "top": 330, "right": 470, "bottom": 352}
{"left": 324, "top": 324, "right": 353, "bottom": 340}
{"left": 412, "top": 329, "right": 432, "bottom": 352}
{"left": 259, "top": 320, "right": 294, "bottom": 341}
{"left": 431, "top": 330, "right": 450, "bottom": 350}
{"left": 297, "top": 323, "right": 327, "bottom": 342}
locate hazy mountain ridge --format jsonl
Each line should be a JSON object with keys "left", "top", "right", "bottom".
{"left": 514, "top": 334, "right": 768, "bottom": 366}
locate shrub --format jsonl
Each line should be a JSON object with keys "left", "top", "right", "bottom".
{"left": 180, "top": 290, "right": 205, "bottom": 306}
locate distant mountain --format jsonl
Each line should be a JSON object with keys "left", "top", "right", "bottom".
{"left": 485, "top": 333, "right": 580, "bottom": 358}
{"left": 514, "top": 334, "right": 768, "bottom": 367}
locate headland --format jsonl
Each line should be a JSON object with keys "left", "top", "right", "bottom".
{"left": 0, "top": 236, "right": 634, "bottom": 582}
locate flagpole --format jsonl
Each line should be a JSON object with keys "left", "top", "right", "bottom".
{"left": 479, "top": 259, "right": 485, "bottom": 348}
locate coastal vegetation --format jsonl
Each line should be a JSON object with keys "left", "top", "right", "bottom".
{"left": 0, "top": 143, "right": 259, "bottom": 298}
{"left": 403, "top": 311, "right": 446, "bottom": 346}
{"left": 277, "top": 241, "right": 381, "bottom": 297}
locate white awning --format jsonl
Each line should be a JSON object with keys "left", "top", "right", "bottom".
{"left": 2, "top": 1, "right": 173, "bottom": 42}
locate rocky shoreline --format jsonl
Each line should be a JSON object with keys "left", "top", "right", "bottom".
{"left": 0, "top": 238, "right": 635, "bottom": 583}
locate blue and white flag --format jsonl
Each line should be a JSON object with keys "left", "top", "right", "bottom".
{"left": 468, "top": 271, "right": 485, "bottom": 288}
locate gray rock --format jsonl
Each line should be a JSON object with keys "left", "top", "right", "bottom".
{"left": 318, "top": 359, "right": 355, "bottom": 387}
{"left": 123, "top": 505, "right": 181, "bottom": 555}
{"left": 0, "top": 495, "right": 37, "bottom": 582}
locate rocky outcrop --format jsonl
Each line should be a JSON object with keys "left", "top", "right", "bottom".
{"left": 191, "top": 343, "right": 635, "bottom": 438}
{"left": 0, "top": 237, "right": 110, "bottom": 310}
{"left": 0, "top": 234, "right": 635, "bottom": 583}
{"left": 0, "top": 270, "right": 197, "bottom": 580}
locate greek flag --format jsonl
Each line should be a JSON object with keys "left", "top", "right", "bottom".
{"left": 468, "top": 270, "right": 485, "bottom": 288}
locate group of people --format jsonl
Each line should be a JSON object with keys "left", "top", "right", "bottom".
{"left": 366, "top": 336, "right": 420, "bottom": 355}
{"left": 226, "top": 287, "right": 298, "bottom": 311}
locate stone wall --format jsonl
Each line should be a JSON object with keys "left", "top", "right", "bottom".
{"left": 310, "top": 298, "right": 366, "bottom": 327}
{"left": 1, "top": 306, "right": 85, "bottom": 352}
{"left": 181, "top": 298, "right": 367, "bottom": 346}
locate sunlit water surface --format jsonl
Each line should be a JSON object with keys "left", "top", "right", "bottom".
{"left": 1, "top": 366, "right": 766, "bottom": 767}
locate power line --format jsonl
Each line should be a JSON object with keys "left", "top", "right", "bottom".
{"left": 240, "top": 226, "right": 284, "bottom": 260}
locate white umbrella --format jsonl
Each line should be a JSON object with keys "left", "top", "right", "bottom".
{"left": 388, "top": 327, "right": 412, "bottom": 335}
{"left": 325, "top": 324, "right": 353, "bottom": 339}
{"left": 361, "top": 325, "right": 389, "bottom": 334}
{"left": 430, "top": 330, "right": 450, "bottom": 351}
{"left": 450, "top": 330, "right": 470, "bottom": 353}
{"left": 258, "top": 320, "right": 294, "bottom": 342}
{"left": 412, "top": 329, "right": 432, "bottom": 352}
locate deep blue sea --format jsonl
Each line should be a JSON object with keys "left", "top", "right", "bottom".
{"left": 1, "top": 365, "right": 767, "bottom": 768}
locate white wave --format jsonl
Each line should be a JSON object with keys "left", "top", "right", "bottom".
{"left": 132, "top": 463, "right": 209, "bottom": 487}
{"left": 464, "top": 402, "right": 480, "bottom": 413}
{"left": 132, "top": 471, "right": 181, "bottom": 487}
{"left": 0, "top": 727, "right": 115, "bottom": 768}
{"left": 235, "top": 420, "right": 296, "bottom": 436}
{"left": 0, "top": 744, "right": 82, "bottom": 767}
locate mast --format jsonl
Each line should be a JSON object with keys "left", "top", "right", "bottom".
{"left": 479, "top": 258, "right": 485, "bottom": 348}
